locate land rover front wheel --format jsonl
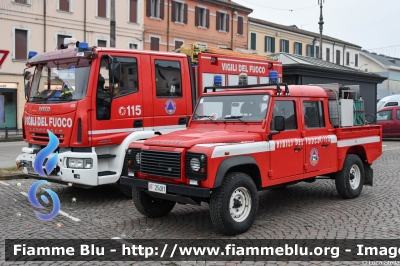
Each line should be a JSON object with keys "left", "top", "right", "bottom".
{"left": 335, "top": 154, "right": 364, "bottom": 199}
{"left": 210, "top": 172, "right": 258, "bottom": 235}
{"left": 132, "top": 187, "right": 176, "bottom": 218}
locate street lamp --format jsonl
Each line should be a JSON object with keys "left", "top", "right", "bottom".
{"left": 318, "top": 0, "right": 325, "bottom": 59}
{"left": 358, "top": 64, "right": 368, "bottom": 70}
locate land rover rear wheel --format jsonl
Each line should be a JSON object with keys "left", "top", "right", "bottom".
{"left": 210, "top": 172, "right": 258, "bottom": 235}
{"left": 335, "top": 154, "right": 364, "bottom": 199}
{"left": 132, "top": 187, "right": 176, "bottom": 218}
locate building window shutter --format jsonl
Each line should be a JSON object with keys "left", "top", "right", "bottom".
{"left": 15, "top": 29, "right": 27, "bottom": 60}
{"left": 146, "top": 0, "right": 151, "bottom": 17}
{"left": 216, "top": 12, "right": 220, "bottom": 30}
{"left": 225, "top": 14, "right": 230, "bottom": 32}
{"left": 311, "top": 45, "right": 314, "bottom": 57}
{"left": 194, "top": 7, "right": 199, "bottom": 26}
{"left": 206, "top": 9, "right": 210, "bottom": 28}
{"left": 286, "top": 40, "right": 289, "bottom": 53}
{"left": 151, "top": 37, "right": 159, "bottom": 51}
{"left": 130, "top": 0, "right": 137, "bottom": 23}
{"left": 183, "top": 3, "right": 188, "bottom": 24}
{"left": 250, "top": 33, "right": 256, "bottom": 50}
{"left": 160, "top": 0, "right": 165, "bottom": 19}
{"left": 98, "top": 40, "right": 107, "bottom": 47}
{"left": 237, "top": 17, "right": 243, "bottom": 35}
{"left": 271, "top": 37, "right": 275, "bottom": 53}
{"left": 171, "top": 1, "right": 176, "bottom": 21}
{"left": 98, "top": 0, "right": 107, "bottom": 17}
{"left": 60, "top": 0, "right": 69, "bottom": 12}
{"left": 175, "top": 41, "right": 183, "bottom": 49}
{"left": 299, "top": 43, "right": 302, "bottom": 55}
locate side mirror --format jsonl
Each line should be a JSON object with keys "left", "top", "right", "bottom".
{"left": 24, "top": 71, "right": 32, "bottom": 80}
{"left": 24, "top": 81, "right": 30, "bottom": 100}
{"left": 274, "top": 116, "right": 285, "bottom": 132}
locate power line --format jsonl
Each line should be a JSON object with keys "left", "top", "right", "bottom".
{"left": 365, "top": 44, "right": 400, "bottom": 50}
{"left": 237, "top": 0, "right": 318, "bottom": 11}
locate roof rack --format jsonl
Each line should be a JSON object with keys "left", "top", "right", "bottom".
{"left": 203, "top": 83, "right": 290, "bottom": 96}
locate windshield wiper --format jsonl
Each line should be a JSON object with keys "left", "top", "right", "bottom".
{"left": 29, "top": 96, "right": 46, "bottom": 103}
{"left": 193, "top": 114, "right": 217, "bottom": 124}
{"left": 224, "top": 116, "right": 247, "bottom": 124}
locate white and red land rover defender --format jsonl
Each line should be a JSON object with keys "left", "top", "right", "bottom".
{"left": 120, "top": 83, "right": 382, "bottom": 235}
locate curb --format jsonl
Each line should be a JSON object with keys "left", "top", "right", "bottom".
{"left": 0, "top": 174, "right": 29, "bottom": 181}
{"left": 0, "top": 137, "right": 24, "bottom": 143}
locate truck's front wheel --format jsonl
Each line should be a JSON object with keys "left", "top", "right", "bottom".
{"left": 210, "top": 172, "right": 258, "bottom": 235}
{"left": 132, "top": 187, "right": 176, "bottom": 218}
{"left": 335, "top": 154, "right": 364, "bottom": 199}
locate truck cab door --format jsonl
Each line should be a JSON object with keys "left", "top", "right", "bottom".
{"left": 377, "top": 109, "right": 393, "bottom": 137}
{"left": 302, "top": 99, "right": 336, "bottom": 174}
{"left": 150, "top": 55, "right": 190, "bottom": 133}
{"left": 268, "top": 98, "right": 304, "bottom": 180}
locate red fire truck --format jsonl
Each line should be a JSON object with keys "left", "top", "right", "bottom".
{"left": 16, "top": 39, "right": 282, "bottom": 196}
{"left": 120, "top": 83, "right": 382, "bottom": 235}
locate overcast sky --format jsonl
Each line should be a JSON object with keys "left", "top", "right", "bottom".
{"left": 233, "top": 0, "right": 400, "bottom": 58}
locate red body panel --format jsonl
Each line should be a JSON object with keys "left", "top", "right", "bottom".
{"left": 377, "top": 106, "right": 400, "bottom": 137}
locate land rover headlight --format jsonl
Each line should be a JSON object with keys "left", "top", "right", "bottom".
{"left": 190, "top": 158, "right": 200, "bottom": 171}
{"left": 135, "top": 152, "right": 141, "bottom": 164}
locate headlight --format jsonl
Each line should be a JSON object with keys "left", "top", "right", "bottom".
{"left": 190, "top": 158, "right": 200, "bottom": 171}
{"left": 67, "top": 158, "right": 93, "bottom": 169}
{"left": 135, "top": 153, "right": 141, "bottom": 164}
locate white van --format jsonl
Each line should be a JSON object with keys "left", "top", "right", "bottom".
{"left": 377, "top": 95, "right": 400, "bottom": 110}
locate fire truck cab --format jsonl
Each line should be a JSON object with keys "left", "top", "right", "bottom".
{"left": 121, "top": 83, "right": 382, "bottom": 235}
{"left": 16, "top": 39, "right": 282, "bottom": 196}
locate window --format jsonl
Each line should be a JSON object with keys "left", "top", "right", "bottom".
{"left": 346, "top": 52, "right": 350, "bottom": 65}
{"left": 57, "top": 34, "right": 72, "bottom": 49}
{"left": 150, "top": 37, "right": 159, "bottom": 51}
{"left": 294, "top": 42, "right": 302, "bottom": 55}
{"left": 155, "top": 60, "right": 182, "bottom": 97}
{"left": 397, "top": 110, "right": 400, "bottom": 120}
{"left": 250, "top": 32, "right": 256, "bottom": 50}
{"left": 195, "top": 7, "right": 209, "bottom": 28}
{"left": 326, "top": 48, "right": 330, "bottom": 62}
{"left": 129, "top": 43, "right": 138, "bottom": 49}
{"left": 303, "top": 101, "right": 325, "bottom": 128}
{"left": 271, "top": 100, "right": 297, "bottom": 130}
{"left": 59, "top": 0, "right": 70, "bottom": 12}
{"left": 14, "top": 0, "right": 28, "bottom": 4}
{"left": 146, "top": 0, "right": 164, "bottom": 19}
{"left": 129, "top": 0, "right": 138, "bottom": 23}
{"left": 237, "top": 16, "right": 244, "bottom": 35}
{"left": 280, "top": 39, "right": 289, "bottom": 53}
{"left": 175, "top": 40, "right": 183, "bottom": 49}
{"left": 385, "top": 102, "right": 398, "bottom": 107}
{"left": 97, "top": 40, "right": 107, "bottom": 47}
{"left": 377, "top": 110, "right": 392, "bottom": 121}
{"left": 264, "top": 36, "right": 275, "bottom": 53}
{"left": 336, "top": 50, "right": 340, "bottom": 65}
{"left": 15, "top": 29, "right": 27, "bottom": 60}
{"left": 216, "top": 12, "right": 229, "bottom": 32}
{"left": 97, "top": 0, "right": 107, "bottom": 18}
{"left": 316, "top": 46, "right": 320, "bottom": 59}
{"left": 355, "top": 54, "right": 359, "bottom": 67}
{"left": 306, "top": 44, "right": 314, "bottom": 57}
{"left": 171, "top": 1, "right": 187, "bottom": 24}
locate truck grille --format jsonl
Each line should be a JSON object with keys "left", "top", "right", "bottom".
{"left": 140, "top": 150, "right": 181, "bottom": 178}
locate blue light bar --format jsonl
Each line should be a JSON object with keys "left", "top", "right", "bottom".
{"left": 28, "top": 51, "right": 37, "bottom": 59}
{"left": 78, "top": 42, "right": 89, "bottom": 49}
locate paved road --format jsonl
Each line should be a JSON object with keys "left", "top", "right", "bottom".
{"left": 0, "top": 141, "right": 27, "bottom": 168}
{"left": 0, "top": 140, "right": 400, "bottom": 265}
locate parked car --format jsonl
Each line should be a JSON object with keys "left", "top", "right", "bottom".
{"left": 377, "top": 95, "right": 400, "bottom": 110}
{"left": 376, "top": 106, "right": 400, "bottom": 137}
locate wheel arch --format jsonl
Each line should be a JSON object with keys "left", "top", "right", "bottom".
{"left": 213, "top": 156, "right": 261, "bottom": 189}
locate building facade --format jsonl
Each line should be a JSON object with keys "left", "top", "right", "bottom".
{"left": 248, "top": 18, "right": 362, "bottom": 69}
{"left": 143, "top": 0, "right": 252, "bottom": 51}
{"left": 0, "top": 0, "right": 144, "bottom": 130}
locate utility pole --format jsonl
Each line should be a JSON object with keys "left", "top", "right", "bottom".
{"left": 110, "top": 0, "right": 116, "bottom": 47}
{"left": 318, "top": 0, "right": 324, "bottom": 59}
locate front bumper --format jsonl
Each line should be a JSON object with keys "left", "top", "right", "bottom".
{"left": 120, "top": 176, "right": 210, "bottom": 198}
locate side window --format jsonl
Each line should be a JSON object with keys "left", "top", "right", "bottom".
{"left": 397, "top": 110, "right": 400, "bottom": 120}
{"left": 385, "top": 102, "right": 398, "bottom": 107}
{"left": 97, "top": 56, "right": 111, "bottom": 120}
{"left": 303, "top": 101, "right": 325, "bottom": 128}
{"left": 155, "top": 60, "right": 182, "bottom": 97}
{"left": 271, "top": 100, "right": 297, "bottom": 130}
{"left": 377, "top": 110, "right": 392, "bottom": 121}
{"left": 113, "top": 57, "right": 138, "bottom": 97}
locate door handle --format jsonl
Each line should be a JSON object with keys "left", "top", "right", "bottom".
{"left": 178, "top": 117, "right": 187, "bottom": 125}
{"left": 133, "top": 120, "right": 143, "bottom": 128}
{"left": 322, "top": 143, "right": 329, "bottom": 147}
{"left": 294, "top": 147, "right": 302, "bottom": 151}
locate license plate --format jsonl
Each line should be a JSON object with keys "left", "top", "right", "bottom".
{"left": 26, "top": 167, "right": 37, "bottom": 175}
{"left": 148, "top": 182, "right": 166, "bottom": 194}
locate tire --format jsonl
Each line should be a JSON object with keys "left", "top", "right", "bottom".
{"left": 335, "top": 154, "right": 364, "bottom": 199}
{"left": 210, "top": 172, "right": 258, "bottom": 235}
{"left": 132, "top": 187, "right": 176, "bottom": 218}
{"left": 117, "top": 182, "right": 133, "bottom": 198}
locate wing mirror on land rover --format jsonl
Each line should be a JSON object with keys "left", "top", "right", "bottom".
{"left": 274, "top": 116, "right": 285, "bottom": 132}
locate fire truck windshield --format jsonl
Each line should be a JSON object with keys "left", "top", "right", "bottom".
{"left": 29, "top": 61, "right": 91, "bottom": 103}
{"left": 193, "top": 94, "right": 270, "bottom": 122}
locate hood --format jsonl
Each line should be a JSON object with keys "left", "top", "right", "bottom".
{"left": 144, "top": 129, "right": 263, "bottom": 148}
